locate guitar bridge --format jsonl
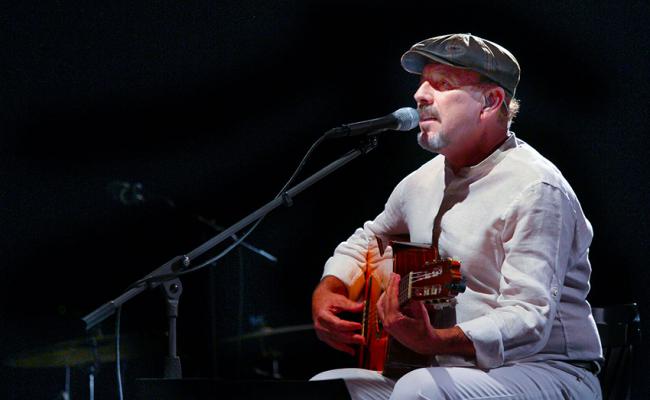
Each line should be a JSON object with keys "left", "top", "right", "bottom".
{"left": 424, "top": 298, "right": 457, "bottom": 308}
{"left": 406, "top": 267, "right": 443, "bottom": 298}
{"left": 412, "top": 284, "right": 442, "bottom": 297}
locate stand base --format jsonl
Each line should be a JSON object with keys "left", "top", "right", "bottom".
{"left": 163, "top": 356, "right": 182, "bottom": 379}
{"left": 134, "top": 378, "right": 350, "bottom": 400}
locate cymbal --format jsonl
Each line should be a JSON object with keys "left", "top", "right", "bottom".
{"left": 221, "top": 324, "right": 314, "bottom": 343}
{"left": 3, "top": 332, "right": 146, "bottom": 369}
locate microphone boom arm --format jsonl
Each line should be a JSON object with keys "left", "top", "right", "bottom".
{"left": 82, "top": 135, "right": 379, "bottom": 332}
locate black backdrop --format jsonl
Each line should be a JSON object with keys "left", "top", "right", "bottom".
{"left": 1, "top": 1, "right": 649, "bottom": 398}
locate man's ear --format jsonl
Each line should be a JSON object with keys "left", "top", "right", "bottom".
{"left": 482, "top": 86, "right": 505, "bottom": 114}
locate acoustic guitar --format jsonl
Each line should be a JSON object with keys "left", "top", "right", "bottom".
{"left": 356, "top": 236, "right": 465, "bottom": 379}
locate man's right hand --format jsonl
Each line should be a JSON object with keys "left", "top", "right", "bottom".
{"left": 311, "top": 276, "right": 365, "bottom": 355}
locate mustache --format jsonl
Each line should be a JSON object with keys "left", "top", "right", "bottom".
{"left": 417, "top": 105, "right": 439, "bottom": 120}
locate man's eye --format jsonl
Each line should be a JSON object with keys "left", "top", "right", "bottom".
{"left": 420, "top": 79, "right": 455, "bottom": 91}
{"left": 428, "top": 80, "right": 453, "bottom": 91}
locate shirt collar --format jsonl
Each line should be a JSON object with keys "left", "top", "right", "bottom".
{"left": 445, "top": 132, "right": 518, "bottom": 179}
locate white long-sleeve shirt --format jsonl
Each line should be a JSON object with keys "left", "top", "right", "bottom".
{"left": 322, "top": 133, "right": 603, "bottom": 369}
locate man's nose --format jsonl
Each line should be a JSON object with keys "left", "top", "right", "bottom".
{"left": 414, "top": 81, "right": 434, "bottom": 105}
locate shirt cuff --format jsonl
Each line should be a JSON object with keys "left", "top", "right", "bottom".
{"left": 322, "top": 256, "right": 363, "bottom": 286}
{"left": 322, "top": 256, "right": 366, "bottom": 300}
{"left": 457, "top": 316, "right": 504, "bottom": 369}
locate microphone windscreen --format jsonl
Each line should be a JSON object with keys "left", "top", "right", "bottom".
{"left": 392, "top": 107, "right": 420, "bottom": 131}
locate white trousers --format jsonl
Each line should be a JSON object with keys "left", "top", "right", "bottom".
{"left": 311, "top": 361, "right": 601, "bottom": 400}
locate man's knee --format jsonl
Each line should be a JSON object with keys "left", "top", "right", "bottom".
{"left": 311, "top": 368, "right": 396, "bottom": 400}
{"left": 391, "top": 368, "right": 441, "bottom": 400}
{"left": 310, "top": 369, "right": 342, "bottom": 381}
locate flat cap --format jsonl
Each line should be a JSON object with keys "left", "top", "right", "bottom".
{"left": 401, "top": 33, "right": 520, "bottom": 97}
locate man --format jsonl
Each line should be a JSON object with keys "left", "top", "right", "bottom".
{"left": 311, "top": 33, "right": 603, "bottom": 399}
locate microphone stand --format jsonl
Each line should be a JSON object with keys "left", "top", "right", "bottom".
{"left": 81, "top": 134, "right": 378, "bottom": 379}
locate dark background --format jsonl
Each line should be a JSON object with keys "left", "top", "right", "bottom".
{"left": 1, "top": 0, "right": 648, "bottom": 398}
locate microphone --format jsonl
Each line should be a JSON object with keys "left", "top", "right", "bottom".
{"left": 106, "top": 181, "right": 176, "bottom": 208}
{"left": 107, "top": 181, "right": 145, "bottom": 205}
{"left": 326, "top": 107, "right": 419, "bottom": 139}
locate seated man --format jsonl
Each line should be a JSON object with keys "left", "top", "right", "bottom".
{"left": 311, "top": 33, "right": 603, "bottom": 399}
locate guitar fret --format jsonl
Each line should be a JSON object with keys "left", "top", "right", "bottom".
{"left": 398, "top": 275, "right": 409, "bottom": 305}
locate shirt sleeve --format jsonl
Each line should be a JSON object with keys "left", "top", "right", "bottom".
{"left": 321, "top": 177, "right": 409, "bottom": 300}
{"left": 457, "top": 182, "right": 577, "bottom": 369}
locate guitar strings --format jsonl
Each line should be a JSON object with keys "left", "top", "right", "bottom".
{"left": 361, "top": 284, "right": 429, "bottom": 325}
{"left": 360, "top": 272, "right": 446, "bottom": 326}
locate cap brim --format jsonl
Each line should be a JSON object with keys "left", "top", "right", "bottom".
{"left": 400, "top": 50, "right": 469, "bottom": 74}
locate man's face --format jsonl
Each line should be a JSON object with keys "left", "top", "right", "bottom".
{"left": 414, "top": 63, "right": 485, "bottom": 155}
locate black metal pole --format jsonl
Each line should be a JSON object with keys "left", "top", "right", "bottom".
{"left": 162, "top": 279, "right": 183, "bottom": 378}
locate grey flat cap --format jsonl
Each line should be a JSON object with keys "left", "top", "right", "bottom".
{"left": 401, "top": 33, "right": 520, "bottom": 97}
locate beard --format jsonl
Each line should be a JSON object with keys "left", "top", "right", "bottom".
{"left": 417, "top": 129, "right": 450, "bottom": 153}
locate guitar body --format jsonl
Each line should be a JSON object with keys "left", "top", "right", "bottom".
{"left": 357, "top": 271, "right": 388, "bottom": 372}
{"left": 357, "top": 237, "right": 465, "bottom": 379}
